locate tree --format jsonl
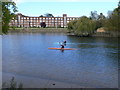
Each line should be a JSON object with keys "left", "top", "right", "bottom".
{"left": 95, "top": 13, "right": 106, "bottom": 29}
{"left": 98, "top": 13, "right": 105, "bottom": 20}
{"left": 89, "top": 11, "right": 106, "bottom": 30}
{"left": 107, "top": 11, "right": 113, "bottom": 18}
{"left": 44, "top": 13, "right": 54, "bottom": 17}
{"left": 104, "top": 1, "right": 120, "bottom": 31}
{"left": 68, "top": 16, "right": 96, "bottom": 36}
{"left": 39, "top": 13, "right": 54, "bottom": 17}
{"left": 2, "top": 1, "right": 17, "bottom": 34}
{"left": 40, "top": 22, "right": 46, "bottom": 28}
{"left": 90, "top": 11, "right": 99, "bottom": 20}
{"left": 67, "top": 20, "right": 77, "bottom": 32}
{"left": 0, "top": 2, "right": 2, "bottom": 34}
{"left": 118, "top": 0, "right": 120, "bottom": 7}
{"left": 39, "top": 15, "right": 43, "bottom": 17}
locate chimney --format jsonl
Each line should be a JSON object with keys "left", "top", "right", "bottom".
{"left": 63, "top": 14, "right": 67, "bottom": 28}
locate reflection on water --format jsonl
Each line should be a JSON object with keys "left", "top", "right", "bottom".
{"left": 2, "top": 33, "right": 119, "bottom": 88}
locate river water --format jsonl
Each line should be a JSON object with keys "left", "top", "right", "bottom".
{"left": 2, "top": 33, "right": 119, "bottom": 88}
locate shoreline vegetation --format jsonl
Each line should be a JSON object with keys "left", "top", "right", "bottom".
{"left": 7, "top": 1, "right": 120, "bottom": 37}
{"left": 8, "top": 28, "right": 68, "bottom": 33}
{"left": 8, "top": 28, "right": 120, "bottom": 37}
{"left": 2, "top": 1, "right": 120, "bottom": 37}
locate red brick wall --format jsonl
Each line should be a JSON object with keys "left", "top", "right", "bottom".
{"left": 9, "top": 13, "right": 79, "bottom": 28}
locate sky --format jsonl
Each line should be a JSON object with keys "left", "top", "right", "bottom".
{"left": 14, "top": 0, "right": 119, "bottom": 17}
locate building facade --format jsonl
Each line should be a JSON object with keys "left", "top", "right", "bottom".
{"left": 10, "top": 13, "right": 79, "bottom": 28}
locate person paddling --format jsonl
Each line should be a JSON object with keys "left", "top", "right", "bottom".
{"left": 61, "top": 44, "right": 64, "bottom": 49}
{"left": 62, "top": 40, "right": 66, "bottom": 46}
{"left": 59, "top": 41, "right": 66, "bottom": 49}
{"left": 63, "top": 40, "right": 66, "bottom": 44}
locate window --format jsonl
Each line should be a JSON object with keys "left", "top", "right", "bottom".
{"left": 67, "top": 18, "right": 70, "bottom": 20}
{"left": 52, "top": 20, "right": 54, "bottom": 22}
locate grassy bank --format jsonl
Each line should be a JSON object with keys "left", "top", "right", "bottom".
{"left": 8, "top": 28, "right": 68, "bottom": 33}
{"left": 8, "top": 28, "right": 120, "bottom": 37}
{"left": 92, "top": 31, "right": 120, "bottom": 37}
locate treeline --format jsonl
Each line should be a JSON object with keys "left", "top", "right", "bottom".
{"left": 2, "top": 1, "right": 18, "bottom": 34}
{"left": 67, "top": 1, "right": 120, "bottom": 36}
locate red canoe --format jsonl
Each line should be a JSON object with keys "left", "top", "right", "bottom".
{"left": 48, "top": 48, "right": 76, "bottom": 50}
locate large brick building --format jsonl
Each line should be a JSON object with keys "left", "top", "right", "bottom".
{"left": 10, "top": 13, "right": 79, "bottom": 28}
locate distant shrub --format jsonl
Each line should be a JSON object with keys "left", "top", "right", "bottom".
{"left": 67, "top": 16, "right": 96, "bottom": 36}
{"left": 40, "top": 22, "right": 46, "bottom": 28}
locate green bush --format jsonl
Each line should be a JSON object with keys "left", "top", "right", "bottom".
{"left": 67, "top": 16, "right": 96, "bottom": 36}
{"left": 104, "top": 7, "right": 120, "bottom": 31}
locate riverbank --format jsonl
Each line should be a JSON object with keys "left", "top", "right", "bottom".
{"left": 8, "top": 28, "right": 68, "bottom": 33}
{"left": 67, "top": 31, "right": 120, "bottom": 37}
{"left": 92, "top": 31, "right": 120, "bottom": 37}
{"left": 2, "top": 72, "right": 86, "bottom": 88}
{"left": 3, "top": 71, "right": 117, "bottom": 88}
{"left": 8, "top": 28, "right": 120, "bottom": 37}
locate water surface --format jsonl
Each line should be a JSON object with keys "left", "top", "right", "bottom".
{"left": 2, "top": 33, "right": 119, "bottom": 88}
